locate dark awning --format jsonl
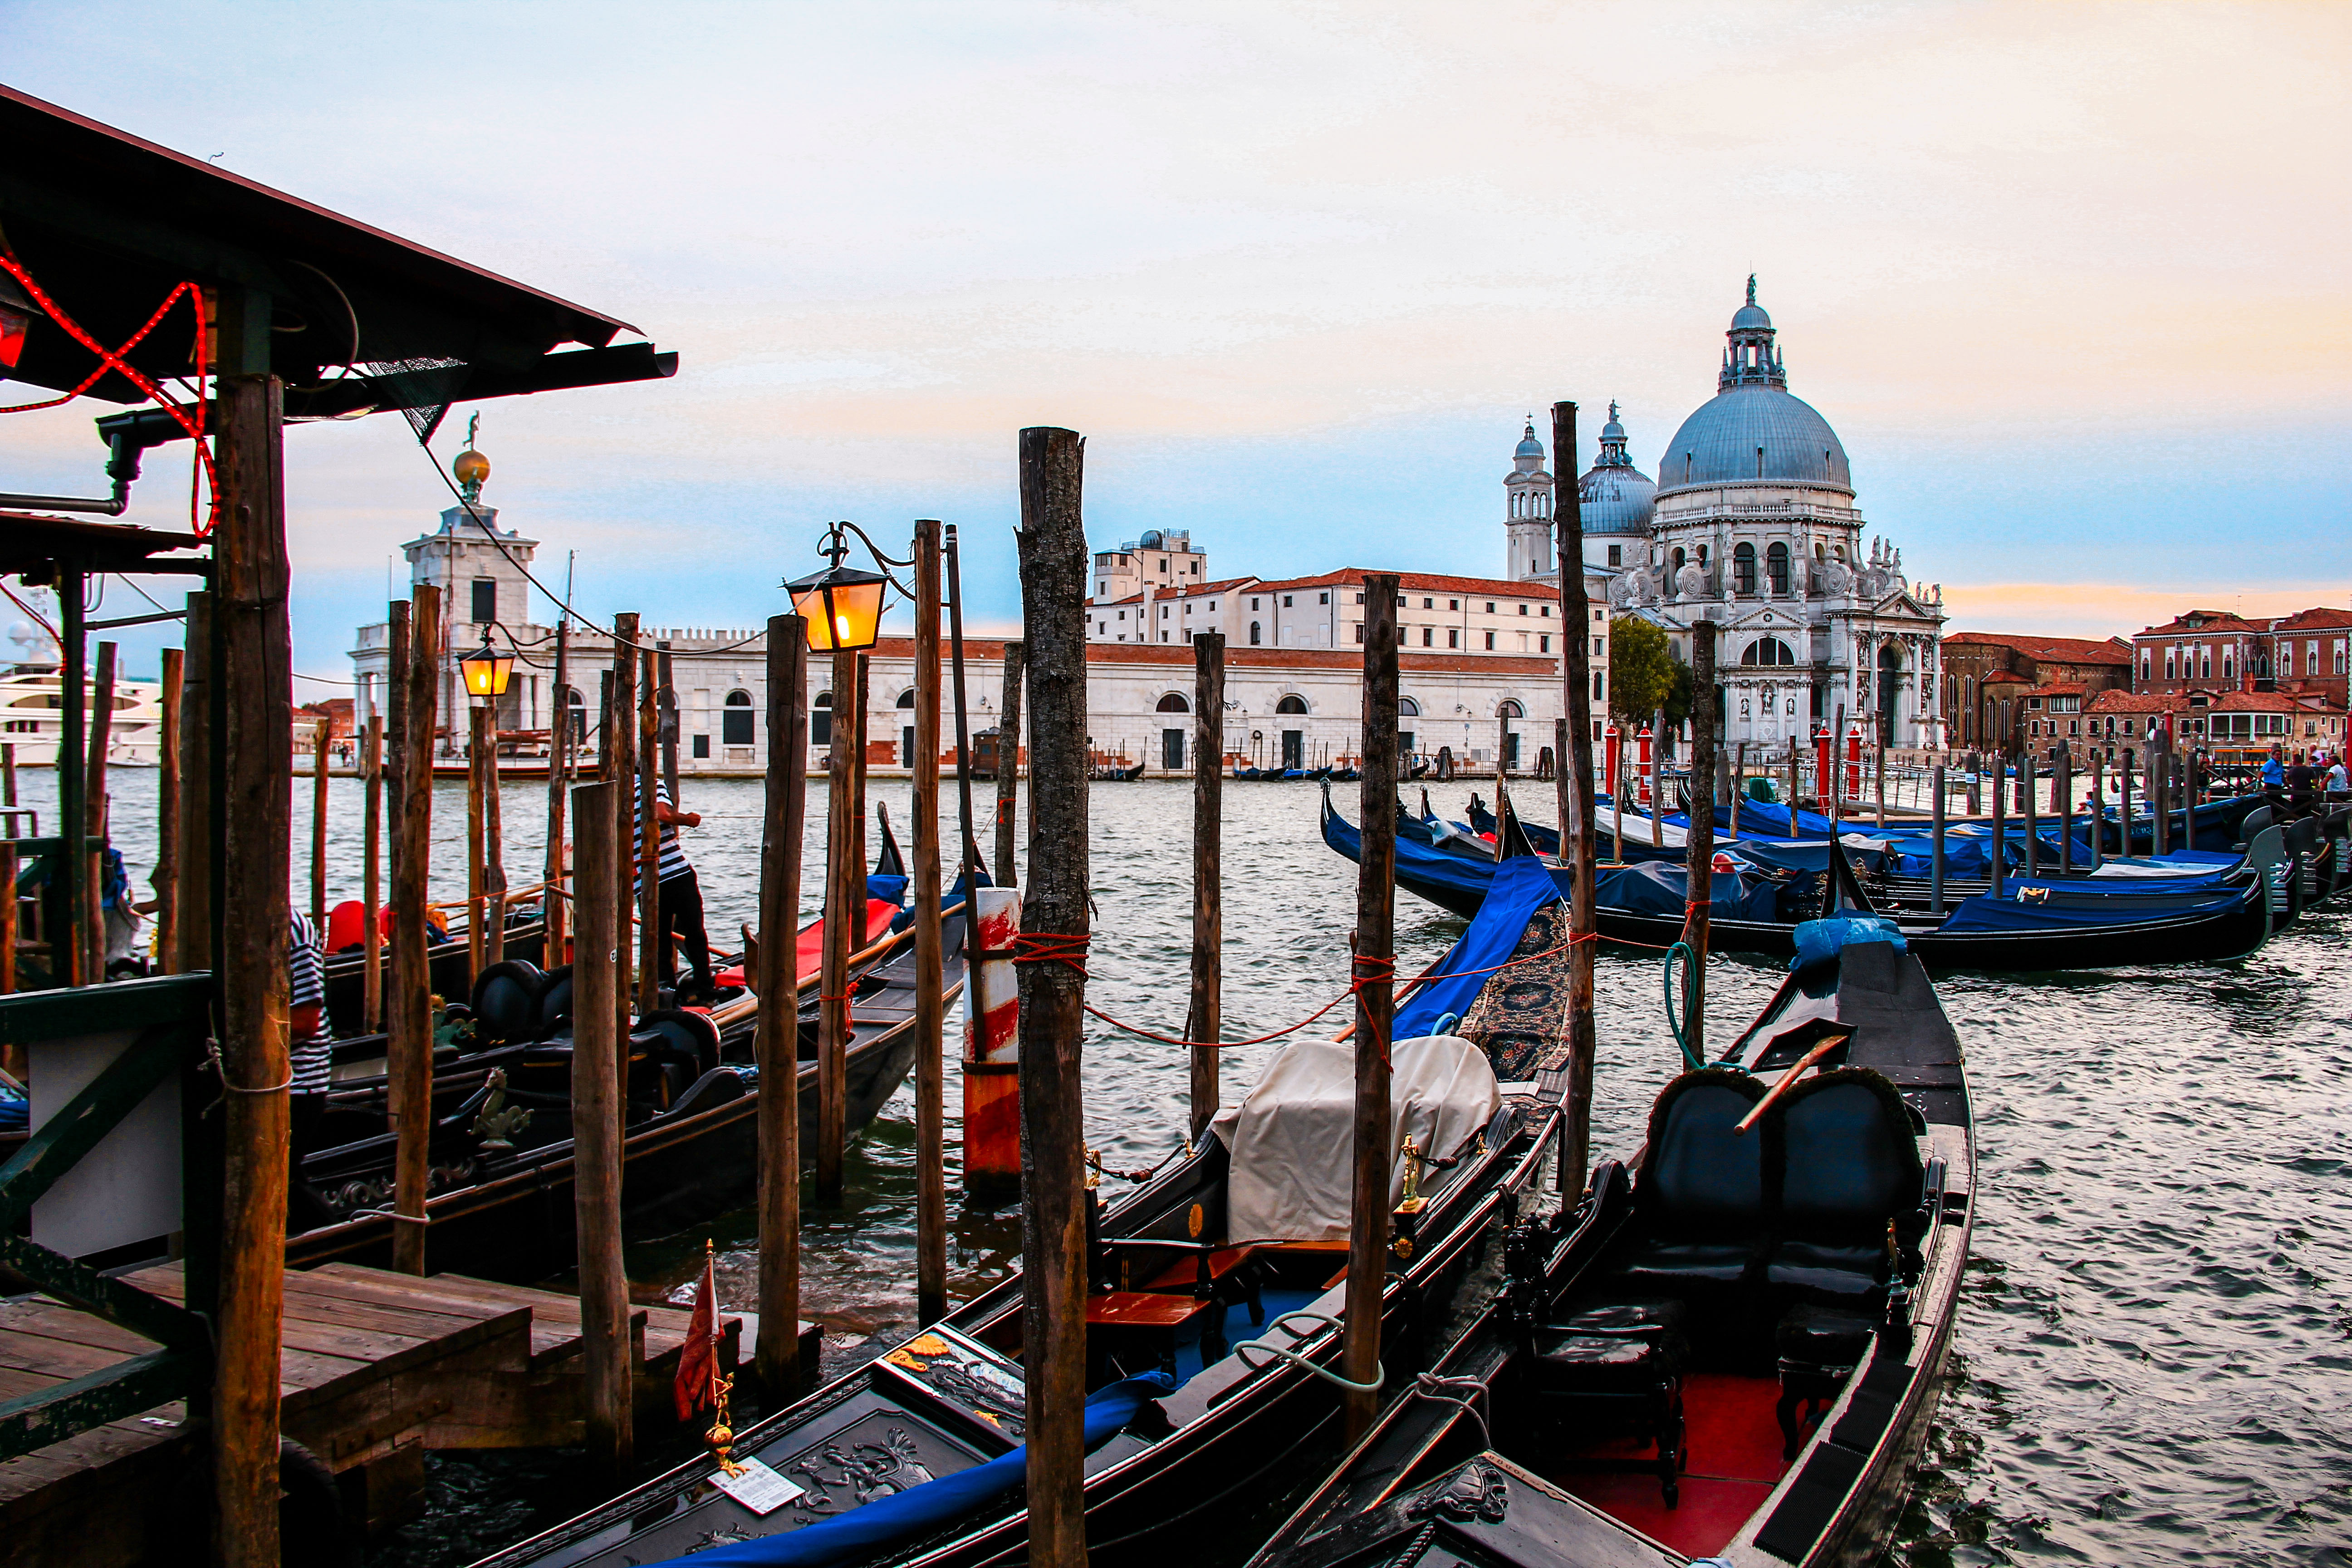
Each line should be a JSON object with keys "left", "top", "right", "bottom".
{"left": 0, "top": 85, "right": 676, "bottom": 424}
{"left": 0, "top": 513, "right": 210, "bottom": 578}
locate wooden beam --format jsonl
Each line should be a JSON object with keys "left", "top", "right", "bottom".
{"left": 945, "top": 526, "right": 983, "bottom": 879}
{"left": 83, "top": 640, "right": 115, "bottom": 986}
{"left": 1684, "top": 621, "right": 1716, "bottom": 1063}
{"left": 754, "top": 614, "right": 808, "bottom": 1394}
{"left": 1346, "top": 571, "right": 1399, "bottom": 1447}
{"left": 1550, "top": 402, "right": 1599, "bottom": 1191}
{"left": 608, "top": 615, "right": 638, "bottom": 1055}
{"left": 154, "top": 641, "right": 180, "bottom": 972}
{"left": 362, "top": 717, "right": 383, "bottom": 1034}
{"left": 912, "top": 521, "right": 948, "bottom": 1326}
{"left": 1187, "top": 632, "right": 1224, "bottom": 1141}
{"left": 390, "top": 586, "right": 441, "bottom": 1278}
{"left": 568, "top": 780, "right": 632, "bottom": 1482}
{"left": 1014, "top": 426, "right": 1090, "bottom": 1568}
{"left": 212, "top": 366, "right": 293, "bottom": 1568}
{"left": 817, "top": 644, "right": 857, "bottom": 1203}
{"left": 993, "top": 642, "right": 1024, "bottom": 888}
{"left": 173, "top": 593, "right": 213, "bottom": 981}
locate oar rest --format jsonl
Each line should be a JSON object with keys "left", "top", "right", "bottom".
{"left": 1607, "top": 1068, "right": 1770, "bottom": 1294}
{"left": 1760, "top": 1067, "right": 1926, "bottom": 1308}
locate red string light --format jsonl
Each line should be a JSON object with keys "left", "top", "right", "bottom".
{"left": 0, "top": 254, "right": 218, "bottom": 535}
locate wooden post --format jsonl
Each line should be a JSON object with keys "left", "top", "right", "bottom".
{"left": 58, "top": 568, "right": 84, "bottom": 988}
{"left": 1788, "top": 744, "right": 1801, "bottom": 820}
{"left": 212, "top": 361, "right": 294, "bottom": 1568}
{"left": 1930, "top": 763, "right": 1948, "bottom": 914}
{"left": 152, "top": 648, "right": 181, "bottom": 974}
{"left": 755, "top": 614, "right": 810, "bottom": 1390}
{"left": 570, "top": 780, "right": 634, "bottom": 1481}
{"left": 0, "top": 745, "right": 14, "bottom": 1001}
{"left": 311, "top": 714, "right": 331, "bottom": 928}
{"left": 545, "top": 618, "right": 570, "bottom": 966}
{"left": 1989, "top": 749, "right": 2006, "bottom": 899}
{"left": 912, "top": 523, "right": 949, "bottom": 1326}
{"left": 363, "top": 716, "right": 383, "bottom": 1032}
{"left": 391, "top": 587, "right": 441, "bottom": 1276}
{"left": 1649, "top": 706, "right": 1665, "bottom": 847}
{"left": 1729, "top": 740, "right": 1744, "bottom": 839}
{"left": 2019, "top": 743, "right": 2038, "bottom": 879}
{"left": 1014, "top": 426, "right": 1091, "bottom": 1568}
{"left": 2054, "top": 742, "right": 2072, "bottom": 874}
{"left": 637, "top": 649, "right": 661, "bottom": 1010}
{"left": 1551, "top": 402, "right": 1599, "bottom": 1191}
{"left": 818, "top": 643, "right": 858, "bottom": 1203}
{"left": 608, "top": 615, "right": 638, "bottom": 1049}
{"left": 2120, "top": 748, "right": 2135, "bottom": 860}
{"left": 484, "top": 702, "right": 506, "bottom": 967}
{"left": 1347, "top": 571, "right": 1400, "bottom": 1446}
{"left": 2153, "top": 734, "right": 2170, "bottom": 856}
{"left": 2088, "top": 750, "right": 2103, "bottom": 868}
{"left": 1873, "top": 734, "right": 1887, "bottom": 830}
{"left": 468, "top": 705, "right": 489, "bottom": 983}
{"left": 945, "top": 525, "right": 984, "bottom": 878}
{"left": 991, "top": 642, "right": 1026, "bottom": 889}
{"left": 1187, "top": 632, "right": 1225, "bottom": 1140}
{"left": 174, "top": 593, "right": 213, "bottom": 979}
{"left": 852, "top": 651, "right": 870, "bottom": 933}
{"left": 84, "top": 639, "right": 117, "bottom": 985}
{"left": 657, "top": 641, "right": 680, "bottom": 805}
{"left": 1684, "top": 624, "right": 1715, "bottom": 1062}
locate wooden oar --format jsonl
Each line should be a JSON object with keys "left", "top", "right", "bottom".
{"left": 1734, "top": 1029, "right": 1852, "bottom": 1136}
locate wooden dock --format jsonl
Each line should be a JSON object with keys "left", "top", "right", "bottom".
{"left": 0, "top": 1261, "right": 808, "bottom": 1564}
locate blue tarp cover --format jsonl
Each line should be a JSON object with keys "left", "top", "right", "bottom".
{"left": 1393, "top": 855, "right": 1563, "bottom": 1040}
{"left": 1789, "top": 914, "right": 1907, "bottom": 972}
{"left": 1325, "top": 803, "right": 1499, "bottom": 914}
{"left": 1934, "top": 885, "right": 2249, "bottom": 935}
{"left": 1578, "top": 860, "right": 1790, "bottom": 924}
{"left": 650, "top": 1372, "right": 1178, "bottom": 1568}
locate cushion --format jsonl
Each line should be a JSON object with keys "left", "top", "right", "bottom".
{"left": 1766, "top": 1238, "right": 1887, "bottom": 1300}
{"left": 1553, "top": 1301, "right": 1688, "bottom": 1340}
{"left": 1638, "top": 1069, "right": 1767, "bottom": 1237}
{"left": 1616, "top": 1238, "right": 1759, "bottom": 1288}
{"left": 1769, "top": 1068, "right": 1924, "bottom": 1245}
{"left": 1776, "top": 1303, "right": 1875, "bottom": 1367}
{"left": 1532, "top": 1331, "right": 1680, "bottom": 1393}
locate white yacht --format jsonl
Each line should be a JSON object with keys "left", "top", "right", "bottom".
{"left": 0, "top": 660, "right": 166, "bottom": 769}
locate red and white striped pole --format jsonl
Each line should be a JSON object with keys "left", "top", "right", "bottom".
{"left": 960, "top": 884, "right": 1023, "bottom": 1201}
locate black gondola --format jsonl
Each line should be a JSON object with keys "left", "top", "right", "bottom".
{"left": 473, "top": 869, "right": 1588, "bottom": 1568}
{"left": 1249, "top": 925, "right": 1975, "bottom": 1568}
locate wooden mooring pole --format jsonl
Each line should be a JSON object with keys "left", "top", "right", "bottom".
{"left": 1347, "top": 573, "right": 1401, "bottom": 1446}
{"left": 1684, "top": 622, "right": 1716, "bottom": 1062}
{"left": 913, "top": 521, "right": 949, "bottom": 1325}
{"left": 755, "top": 613, "right": 810, "bottom": 1390}
{"left": 638, "top": 649, "right": 662, "bottom": 1011}
{"left": 1014, "top": 427, "right": 1091, "bottom": 1567}
{"left": 993, "top": 641, "right": 1024, "bottom": 888}
{"left": 84, "top": 639, "right": 116, "bottom": 985}
{"left": 311, "top": 712, "right": 331, "bottom": 928}
{"left": 1552, "top": 401, "right": 1599, "bottom": 1191}
{"left": 391, "top": 586, "right": 441, "bottom": 1276}
{"left": 1930, "top": 764, "right": 1948, "bottom": 914}
{"left": 363, "top": 715, "right": 383, "bottom": 1032}
{"left": 545, "top": 618, "right": 570, "bottom": 967}
{"left": 570, "top": 779, "right": 634, "bottom": 1481}
{"left": 2120, "top": 748, "right": 2135, "bottom": 859}
{"left": 608, "top": 614, "right": 639, "bottom": 1049}
{"left": 173, "top": 593, "right": 213, "bottom": 979}
{"left": 152, "top": 647, "right": 181, "bottom": 973}
{"left": 2020, "top": 742, "right": 2039, "bottom": 880}
{"left": 1187, "top": 632, "right": 1225, "bottom": 1141}
{"left": 213, "top": 358, "right": 294, "bottom": 1567}
{"left": 945, "top": 525, "right": 984, "bottom": 878}
{"left": 468, "top": 705, "right": 489, "bottom": 983}
{"left": 818, "top": 642, "right": 858, "bottom": 1203}
{"left": 0, "top": 745, "right": 15, "bottom": 1003}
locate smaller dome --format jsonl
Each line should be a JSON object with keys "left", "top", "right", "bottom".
{"left": 1730, "top": 302, "right": 1772, "bottom": 331}
{"left": 1514, "top": 420, "right": 1544, "bottom": 460}
{"left": 1139, "top": 529, "right": 1163, "bottom": 548}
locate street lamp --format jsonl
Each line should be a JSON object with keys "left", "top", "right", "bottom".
{"left": 784, "top": 521, "right": 906, "bottom": 652}
{"left": 459, "top": 636, "right": 513, "bottom": 701}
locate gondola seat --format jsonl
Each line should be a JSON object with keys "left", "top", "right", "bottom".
{"left": 1526, "top": 1301, "right": 1689, "bottom": 1506}
{"left": 1762, "top": 1069, "right": 1923, "bottom": 1308}
{"left": 1607, "top": 1069, "right": 1769, "bottom": 1297}
{"left": 1773, "top": 1303, "right": 1876, "bottom": 1459}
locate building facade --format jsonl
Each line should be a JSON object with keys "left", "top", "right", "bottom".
{"left": 2130, "top": 607, "right": 2352, "bottom": 710}
{"left": 1939, "top": 632, "right": 2134, "bottom": 749}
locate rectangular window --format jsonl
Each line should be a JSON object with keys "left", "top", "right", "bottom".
{"left": 1541, "top": 604, "right": 1552, "bottom": 617}
{"left": 1607, "top": 545, "right": 1622, "bottom": 566}
{"left": 1593, "top": 672, "right": 1604, "bottom": 699}
{"left": 1519, "top": 604, "right": 1529, "bottom": 616}
{"left": 1251, "top": 598, "right": 1260, "bottom": 610}
{"left": 1162, "top": 728, "right": 1185, "bottom": 769}
{"left": 1539, "top": 635, "right": 1550, "bottom": 653}
{"left": 1353, "top": 624, "right": 1364, "bottom": 644}
{"left": 1447, "top": 629, "right": 1459, "bottom": 648}
{"left": 1354, "top": 593, "right": 1365, "bottom": 604}
{"left": 470, "top": 577, "right": 498, "bottom": 624}
{"left": 1319, "top": 592, "right": 1329, "bottom": 604}
{"left": 1485, "top": 601, "right": 1495, "bottom": 613}
{"left": 691, "top": 734, "right": 710, "bottom": 759}
{"left": 1283, "top": 595, "right": 1294, "bottom": 607}
{"left": 1422, "top": 627, "right": 1434, "bottom": 646}
{"left": 1423, "top": 597, "right": 1435, "bottom": 609}
{"left": 1448, "top": 599, "right": 1460, "bottom": 611}
{"left": 812, "top": 707, "right": 832, "bottom": 745}
{"left": 1484, "top": 632, "right": 1494, "bottom": 650}
{"left": 1593, "top": 637, "right": 1603, "bottom": 656}
{"left": 722, "top": 706, "right": 755, "bottom": 745}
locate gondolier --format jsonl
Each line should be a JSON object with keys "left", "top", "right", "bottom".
{"left": 634, "top": 776, "right": 715, "bottom": 1000}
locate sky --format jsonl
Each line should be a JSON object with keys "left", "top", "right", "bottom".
{"left": 1, "top": 0, "right": 2346, "bottom": 691}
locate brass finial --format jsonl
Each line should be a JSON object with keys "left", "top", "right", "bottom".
{"left": 1397, "top": 1135, "right": 1425, "bottom": 1214}
{"left": 453, "top": 412, "right": 490, "bottom": 504}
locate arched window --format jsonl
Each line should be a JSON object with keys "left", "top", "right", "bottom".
{"left": 1733, "top": 543, "right": 1757, "bottom": 595}
{"left": 722, "top": 689, "right": 755, "bottom": 745}
{"left": 1766, "top": 542, "right": 1789, "bottom": 596}
{"left": 812, "top": 690, "right": 833, "bottom": 746}
{"left": 559, "top": 684, "right": 586, "bottom": 744}
{"left": 1671, "top": 547, "right": 1686, "bottom": 575}
{"left": 895, "top": 688, "right": 916, "bottom": 709}
{"left": 1276, "top": 695, "right": 1308, "bottom": 715}
{"left": 1398, "top": 697, "right": 1421, "bottom": 717}
{"left": 1249, "top": 622, "right": 1262, "bottom": 646}
{"left": 1497, "top": 700, "right": 1523, "bottom": 719}
{"left": 1156, "top": 693, "right": 1189, "bottom": 713}
{"left": 1741, "top": 637, "right": 1797, "bottom": 667}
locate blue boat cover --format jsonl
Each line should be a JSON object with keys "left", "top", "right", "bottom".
{"left": 1575, "top": 860, "right": 1790, "bottom": 924}
{"left": 1934, "top": 885, "right": 2249, "bottom": 935}
{"left": 1789, "top": 914, "right": 1907, "bottom": 972}
{"left": 652, "top": 1372, "right": 1179, "bottom": 1568}
{"left": 1394, "top": 856, "right": 1564, "bottom": 1040}
{"left": 1324, "top": 803, "right": 1500, "bottom": 914}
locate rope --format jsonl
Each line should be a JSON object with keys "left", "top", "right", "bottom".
{"left": 1230, "top": 1311, "right": 1385, "bottom": 1393}
{"left": 1411, "top": 1372, "right": 1492, "bottom": 1450}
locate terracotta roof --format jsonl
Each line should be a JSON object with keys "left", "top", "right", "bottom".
{"left": 2135, "top": 612, "right": 2262, "bottom": 637}
{"left": 1249, "top": 568, "right": 1562, "bottom": 600}
{"left": 1941, "top": 632, "right": 2132, "bottom": 666}
{"left": 2208, "top": 690, "right": 2345, "bottom": 715}
{"left": 2085, "top": 690, "right": 2177, "bottom": 715}
{"left": 1088, "top": 576, "right": 1259, "bottom": 608}
{"left": 2024, "top": 681, "right": 2089, "bottom": 697}
{"left": 2267, "top": 607, "right": 2352, "bottom": 632}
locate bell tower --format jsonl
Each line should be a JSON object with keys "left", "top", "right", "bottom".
{"left": 1504, "top": 418, "right": 1554, "bottom": 582}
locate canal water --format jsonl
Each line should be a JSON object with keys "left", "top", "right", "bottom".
{"left": 17, "top": 767, "right": 2352, "bottom": 1565}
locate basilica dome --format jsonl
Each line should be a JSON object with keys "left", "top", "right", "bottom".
{"left": 1578, "top": 402, "right": 1655, "bottom": 536}
{"left": 1654, "top": 279, "right": 1852, "bottom": 498}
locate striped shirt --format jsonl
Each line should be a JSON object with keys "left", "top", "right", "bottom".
{"left": 631, "top": 778, "right": 694, "bottom": 893}
{"left": 288, "top": 911, "right": 331, "bottom": 1095}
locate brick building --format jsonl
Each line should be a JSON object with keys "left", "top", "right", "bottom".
{"left": 2073, "top": 688, "right": 2346, "bottom": 764}
{"left": 2130, "top": 607, "right": 2352, "bottom": 708}
{"left": 1938, "top": 632, "right": 2133, "bottom": 749}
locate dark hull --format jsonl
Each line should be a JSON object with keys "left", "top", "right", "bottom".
{"left": 323, "top": 919, "right": 547, "bottom": 1037}
{"left": 289, "top": 956, "right": 956, "bottom": 1282}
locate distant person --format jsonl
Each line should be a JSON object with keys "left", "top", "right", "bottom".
{"left": 2261, "top": 748, "right": 2285, "bottom": 789}
{"left": 633, "top": 776, "right": 715, "bottom": 1000}
{"left": 2327, "top": 755, "right": 2349, "bottom": 794}
{"left": 2286, "top": 756, "right": 2317, "bottom": 813}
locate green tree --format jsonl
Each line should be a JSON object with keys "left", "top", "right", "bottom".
{"left": 1608, "top": 616, "right": 1677, "bottom": 724}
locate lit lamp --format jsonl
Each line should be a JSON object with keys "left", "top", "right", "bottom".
{"left": 784, "top": 521, "right": 901, "bottom": 652}
{"left": 459, "top": 638, "right": 513, "bottom": 701}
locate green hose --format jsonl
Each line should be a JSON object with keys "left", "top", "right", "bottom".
{"left": 1663, "top": 941, "right": 1704, "bottom": 1072}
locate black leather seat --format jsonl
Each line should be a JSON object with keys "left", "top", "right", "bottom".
{"left": 1762, "top": 1068, "right": 1923, "bottom": 1306}
{"left": 1773, "top": 1303, "right": 1876, "bottom": 1458}
{"left": 1527, "top": 1300, "right": 1689, "bottom": 1506}
{"left": 1611, "top": 1068, "right": 1769, "bottom": 1294}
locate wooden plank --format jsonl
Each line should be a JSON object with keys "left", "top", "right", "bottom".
{"left": 0, "top": 974, "right": 211, "bottom": 1047}
{"left": 755, "top": 611, "right": 808, "bottom": 1390}
{"left": 1552, "top": 401, "right": 1599, "bottom": 1192}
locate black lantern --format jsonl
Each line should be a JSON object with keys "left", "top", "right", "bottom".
{"left": 784, "top": 522, "right": 905, "bottom": 652}
{"left": 459, "top": 638, "right": 513, "bottom": 699}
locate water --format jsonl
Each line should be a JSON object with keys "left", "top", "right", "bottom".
{"left": 15, "top": 767, "right": 2352, "bottom": 1564}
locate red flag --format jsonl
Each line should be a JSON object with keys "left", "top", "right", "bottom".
{"left": 674, "top": 1250, "right": 717, "bottom": 1422}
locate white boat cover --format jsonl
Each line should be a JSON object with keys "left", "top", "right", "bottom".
{"left": 1212, "top": 1034, "right": 1502, "bottom": 1245}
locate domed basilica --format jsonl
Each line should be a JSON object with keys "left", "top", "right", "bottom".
{"left": 1506, "top": 279, "right": 1947, "bottom": 750}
